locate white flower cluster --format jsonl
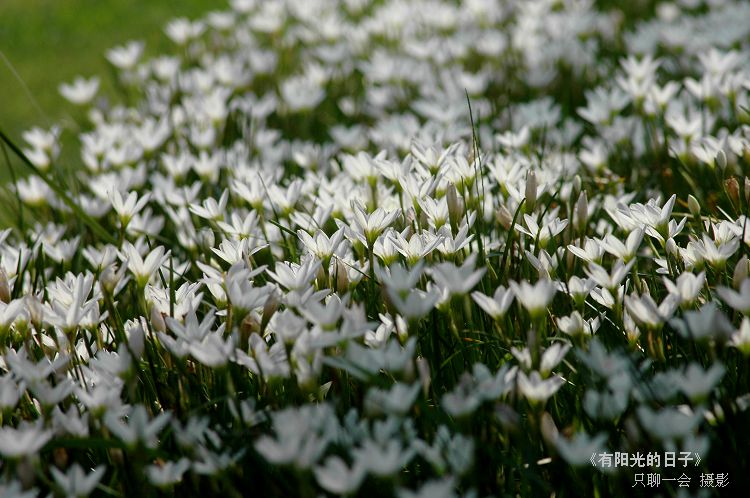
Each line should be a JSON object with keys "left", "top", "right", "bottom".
{"left": 2, "top": 0, "right": 750, "bottom": 496}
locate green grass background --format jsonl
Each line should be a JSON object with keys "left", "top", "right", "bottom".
{"left": 0, "top": 0, "right": 218, "bottom": 182}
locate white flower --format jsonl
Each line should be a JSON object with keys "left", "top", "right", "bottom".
{"left": 636, "top": 406, "right": 701, "bottom": 441}
{"left": 165, "top": 17, "right": 205, "bottom": 45}
{"left": 474, "top": 363, "right": 516, "bottom": 401}
{"left": 106, "top": 40, "right": 144, "bottom": 69}
{"left": 246, "top": 334, "right": 291, "bottom": 380}
{"left": 349, "top": 200, "right": 400, "bottom": 246}
{"left": 663, "top": 271, "right": 705, "bottom": 305}
{"left": 352, "top": 438, "right": 414, "bottom": 477}
{"left": 254, "top": 405, "right": 335, "bottom": 468}
{"left": 429, "top": 253, "right": 486, "bottom": 297}
{"left": 391, "top": 230, "right": 444, "bottom": 264}
{"left": 376, "top": 261, "right": 425, "bottom": 295}
{"left": 189, "top": 190, "right": 229, "bottom": 221}
{"left": 583, "top": 374, "right": 631, "bottom": 420}
{"left": 516, "top": 214, "right": 568, "bottom": 247}
{"left": 619, "top": 194, "right": 677, "bottom": 238}
{"left": 689, "top": 234, "right": 739, "bottom": 269}
{"left": 716, "top": 279, "right": 750, "bottom": 314}
{"left": 562, "top": 276, "right": 596, "bottom": 307}
{"left": 0, "top": 481, "right": 37, "bottom": 498}
{"left": 267, "top": 257, "right": 322, "bottom": 291}
{"left": 388, "top": 287, "right": 441, "bottom": 321}
{"left": 0, "top": 299, "right": 27, "bottom": 333}
{"left": 17, "top": 175, "right": 53, "bottom": 204}
{"left": 540, "top": 343, "right": 571, "bottom": 377}
{"left": 624, "top": 292, "right": 679, "bottom": 329}
{"left": 280, "top": 75, "right": 325, "bottom": 111}
{"left": 730, "top": 318, "right": 750, "bottom": 355}
{"left": 436, "top": 223, "right": 474, "bottom": 256}
{"left": 0, "top": 421, "right": 53, "bottom": 459}
{"left": 0, "top": 374, "right": 23, "bottom": 410}
{"left": 509, "top": 279, "right": 556, "bottom": 318}
{"left": 442, "top": 374, "right": 483, "bottom": 418}
{"left": 104, "top": 404, "right": 171, "bottom": 449}
{"left": 150, "top": 281, "right": 205, "bottom": 321}
{"left": 673, "top": 363, "right": 725, "bottom": 403}
{"left": 557, "top": 312, "right": 584, "bottom": 338}
{"left": 599, "top": 228, "right": 643, "bottom": 262}
{"left": 29, "top": 379, "right": 74, "bottom": 407}
{"left": 110, "top": 189, "right": 150, "bottom": 227}
{"left": 52, "top": 406, "right": 90, "bottom": 438}
{"left": 398, "top": 477, "right": 456, "bottom": 498}
{"left": 119, "top": 242, "right": 169, "bottom": 288}
{"left": 297, "top": 228, "right": 345, "bottom": 261}
{"left": 585, "top": 259, "right": 634, "bottom": 290}
{"left": 191, "top": 447, "right": 242, "bottom": 476}
{"left": 211, "top": 238, "right": 266, "bottom": 266}
{"left": 314, "top": 456, "right": 365, "bottom": 495}
{"left": 471, "top": 285, "right": 514, "bottom": 320}
{"left": 556, "top": 431, "right": 607, "bottom": 467}
{"left": 567, "top": 238, "right": 604, "bottom": 264}
{"left": 166, "top": 307, "right": 222, "bottom": 344}
{"left": 146, "top": 458, "right": 191, "bottom": 487}
{"left": 58, "top": 76, "right": 100, "bottom": 105}
{"left": 365, "top": 382, "right": 421, "bottom": 416}
{"left": 578, "top": 339, "right": 629, "bottom": 377}
{"left": 691, "top": 136, "right": 726, "bottom": 169}
{"left": 50, "top": 464, "right": 105, "bottom": 498}
{"left": 517, "top": 371, "right": 565, "bottom": 404}
{"left": 671, "top": 301, "right": 732, "bottom": 341}
{"left": 497, "top": 126, "right": 530, "bottom": 149}
{"left": 189, "top": 332, "right": 235, "bottom": 368}
{"left": 557, "top": 312, "right": 600, "bottom": 338}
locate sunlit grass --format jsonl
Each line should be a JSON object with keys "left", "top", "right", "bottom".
{"left": 0, "top": 0, "right": 217, "bottom": 181}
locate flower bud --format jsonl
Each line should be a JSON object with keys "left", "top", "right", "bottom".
{"left": 525, "top": 170, "right": 537, "bottom": 213}
{"left": 101, "top": 263, "right": 125, "bottom": 295}
{"left": 198, "top": 228, "right": 215, "bottom": 251}
{"left": 261, "top": 291, "right": 279, "bottom": 333}
{"left": 17, "top": 457, "right": 35, "bottom": 489}
{"left": 666, "top": 237, "right": 679, "bottom": 256}
{"left": 317, "top": 264, "right": 327, "bottom": 287}
{"left": 404, "top": 207, "right": 416, "bottom": 237}
{"left": 496, "top": 205, "right": 513, "bottom": 230}
{"left": 734, "top": 256, "right": 749, "bottom": 289}
{"left": 241, "top": 313, "right": 260, "bottom": 337}
{"left": 687, "top": 195, "right": 701, "bottom": 218}
{"left": 53, "top": 447, "right": 69, "bottom": 469}
{"left": 108, "top": 448, "right": 125, "bottom": 466}
{"left": 150, "top": 305, "right": 166, "bottom": 333}
{"left": 396, "top": 314, "right": 409, "bottom": 345}
{"left": 126, "top": 320, "right": 145, "bottom": 358}
{"left": 416, "top": 356, "right": 431, "bottom": 397}
{"left": 575, "top": 191, "right": 588, "bottom": 234}
{"left": 0, "top": 268, "right": 10, "bottom": 304}
{"left": 446, "top": 183, "right": 464, "bottom": 227}
{"left": 566, "top": 248, "right": 575, "bottom": 272}
{"left": 540, "top": 411, "right": 559, "bottom": 447}
{"left": 25, "top": 295, "right": 44, "bottom": 331}
{"left": 725, "top": 177, "right": 740, "bottom": 207}
{"left": 716, "top": 149, "right": 727, "bottom": 171}
{"left": 573, "top": 175, "right": 582, "bottom": 196}
{"left": 335, "top": 258, "right": 349, "bottom": 294}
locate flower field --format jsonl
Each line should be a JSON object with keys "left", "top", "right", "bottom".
{"left": 2, "top": 0, "right": 750, "bottom": 496}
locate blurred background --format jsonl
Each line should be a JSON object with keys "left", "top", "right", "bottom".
{"left": 0, "top": 0, "right": 216, "bottom": 151}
